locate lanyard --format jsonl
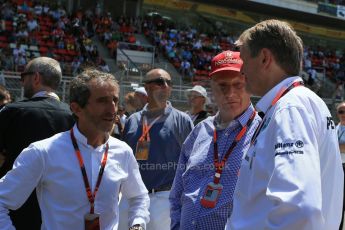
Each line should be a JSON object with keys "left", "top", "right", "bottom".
{"left": 139, "top": 115, "right": 162, "bottom": 142}
{"left": 70, "top": 128, "right": 109, "bottom": 214}
{"left": 251, "top": 81, "right": 304, "bottom": 145}
{"left": 213, "top": 111, "right": 256, "bottom": 184}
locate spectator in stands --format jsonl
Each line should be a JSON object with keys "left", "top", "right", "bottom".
{"left": 12, "top": 43, "right": 25, "bottom": 60}
{"left": 181, "top": 47, "right": 192, "bottom": 61}
{"left": 98, "top": 59, "right": 110, "bottom": 73}
{"left": 16, "top": 28, "right": 29, "bottom": 43}
{"left": 127, "top": 33, "right": 136, "bottom": 43}
{"left": 1, "top": 2, "right": 14, "bottom": 20}
{"left": 0, "top": 85, "right": 11, "bottom": 108}
{"left": 0, "top": 48, "right": 14, "bottom": 71}
{"left": 336, "top": 101, "right": 345, "bottom": 229}
{"left": 57, "top": 38, "right": 65, "bottom": 49}
{"left": 170, "top": 51, "right": 261, "bottom": 230}
{"left": 180, "top": 59, "right": 191, "bottom": 77}
{"left": 34, "top": 3, "right": 43, "bottom": 15}
{"left": 335, "top": 66, "right": 345, "bottom": 100}
{"left": 42, "top": 3, "right": 50, "bottom": 15}
{"left": 119, "top": 68, "right": 194, "bottom": 230}
{"left": 306, "top": 67, "right": 318, "bottom": 86}
{"left": 27, "top": 17, "right": 39, "bottom": 32}
{"left": 14, "top": 53, "right": 27, "bottom": 72}
{"left": 193, "top": 38, "right": 202, "bottom": 50}
{"left": 185, "top": 85, "right": 209, "bottom": 126}
{"left": 226, "top": 19, "right": 343, "bottom": 230}
{"left": 0, "top": 57, "right": 75, "bottom": 229}
{"left": 134, "top": 87, "right": 148, "bottom": 111}
{"left": 71, "top": 57, "right": 81, "bottom": 75}
{"left": 0, "top": 69, "right": 149, "bottom": 230}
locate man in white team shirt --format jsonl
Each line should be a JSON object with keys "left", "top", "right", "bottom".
{"left": 225, "top": 19, "right": 343, "bottom": 230}
{"left": 0, "top": 69, "right": 149, "bottom": 230}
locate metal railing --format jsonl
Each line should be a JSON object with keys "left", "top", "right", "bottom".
{"left": 1, "top": 71, "right": 340, "bottom": 117}
{"left": 1, "top": 72, "right": 197, "bottom": 110}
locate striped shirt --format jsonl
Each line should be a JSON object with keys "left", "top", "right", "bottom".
{"left": 169, "top": 104, "right": 261, "bottom": 230}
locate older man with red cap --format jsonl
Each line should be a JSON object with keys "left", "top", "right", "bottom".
{"left": 169, "top": 50, "right": 262, "bottom": 230}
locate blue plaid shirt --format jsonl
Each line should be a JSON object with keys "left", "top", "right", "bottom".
{"left": 169, "top": 104, "right": 261, "bottom": 230}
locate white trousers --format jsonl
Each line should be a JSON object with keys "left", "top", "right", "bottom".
{"left": 118, "top": 191, "right": 171, "bottom": 230}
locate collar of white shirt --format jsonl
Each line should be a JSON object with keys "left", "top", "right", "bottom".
{"left": 256, "top": 76, "right": 302, "bottom": 114}
{"left": 72, "top": 124, "right": 110, "bottom": 151}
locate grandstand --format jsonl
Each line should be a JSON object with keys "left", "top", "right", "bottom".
{"left": 0, "top": 0, "right": 345, "bottom": 117}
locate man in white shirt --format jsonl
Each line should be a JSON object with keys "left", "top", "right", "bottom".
{"left": 0, "top": 69, "right": 149, "bottom": 230}
{"left": 225, "top": 19, "right": 344, "bottom": 230}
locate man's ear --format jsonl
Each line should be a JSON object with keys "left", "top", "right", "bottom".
{"left": 70, "top": 102, "right": 82, "bottom": 118}
{"left": 33, "top": 72, "right": 41, "bottom": 86}
{"left": 260, "top": 48, "right": 272, "bottom": 70}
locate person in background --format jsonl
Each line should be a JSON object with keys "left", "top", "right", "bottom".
{"left": 124, "top": 91, "right": 137, "bottom": 116}
{"left": 112, "top": 104, "right": 127, "bottom": 139}
{"left": 119, "top": 68, "right": 194, "bottom": 230}
{"left": 0, "top": 57, "right": 75, "bottom": 229}
{"left": 226, "top": 19, "right": 343, "bottom": 230}
{"left": 185, "top": 85, "right": 209, "bottom": 126}
{"left": 336, "top": 101, "right": 345, "bottom": 229}
{"left": 134, "top": 87, "right": 148, "bottom": 111}
{"left": 0, "top": 85, "right": 11, "bottom": 108}
{"left": 0, "top": 69, "right": 149, "bottom": 230}
{"left": 169, "top": 51, "right": 261, "bottom": 229}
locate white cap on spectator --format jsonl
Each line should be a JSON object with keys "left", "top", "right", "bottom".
{"left": 135, "top": 87, "right": 147, "bottom": 96}
{"left": 186, "top": 85, "right": 207, "bottom": 98}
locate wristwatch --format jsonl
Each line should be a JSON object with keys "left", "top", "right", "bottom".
{"left": 129, "top": 224, "right": 144, "bottom": 230}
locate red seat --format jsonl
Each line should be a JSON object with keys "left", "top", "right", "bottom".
{"left": 46, "top": 41, "right": 55, "bottom": 47}
{"left": 67, "top": 50, "right": 78, "bottom": 56}
{"left": 39, "top": 46, "right": 48, "bottom": 54}
{"left": 0, "top": 42, "right": 8, "bottom": 48}
{"left": 40, "top": 31, "right": 50, "bottom": 36}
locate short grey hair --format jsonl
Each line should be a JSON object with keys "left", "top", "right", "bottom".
{"left": 25, "top": 57, "right": 62, "bottom": 90}
{"left": 236, "top": 19, "right": 303, "bottom": 76}
{"left": 69, "top": 68, "right": 119, "bottom": 108}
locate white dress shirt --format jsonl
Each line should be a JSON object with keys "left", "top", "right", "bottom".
{"left": 226, "top": 76, "right": 344, "bottom": 230}
{"left": 0, "top": 125, "right": 149, "bottom": 230}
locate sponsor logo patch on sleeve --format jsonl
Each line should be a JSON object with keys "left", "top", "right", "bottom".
{"left": 274, "top": 140, "right": 304, "bottom": 156}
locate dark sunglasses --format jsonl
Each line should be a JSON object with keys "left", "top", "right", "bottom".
{"left": 144, "top": 77, "right": 172, "bottom": 87}
{"left": 20, "top": 71, "right": 36, "bottom": 81}
{"left": 338, "top": 110, "right": 345, "bottom": 114}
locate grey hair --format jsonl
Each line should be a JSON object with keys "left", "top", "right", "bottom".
{"left": 25, "top": 57, "right": 62, "bottom": 90}
{"left": 236, "top": 19, "right": 303, "bottom": 76}
{"left": 69, "top": 68, "right": 119, "bottom": 108}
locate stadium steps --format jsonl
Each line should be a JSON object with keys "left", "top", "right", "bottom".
{"left": 91, "top": 36, "right": 119, "bottom": 74}
{"left": 134, "top": 34, "right": 190, "bottom": 86}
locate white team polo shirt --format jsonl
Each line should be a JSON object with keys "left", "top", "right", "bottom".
{"left": 226, "top": 76, "right": 344, "bottom": 230}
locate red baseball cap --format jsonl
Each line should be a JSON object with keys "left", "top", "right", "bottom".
{"left": 209, "top": 51, "right": 243, "bottom": 77}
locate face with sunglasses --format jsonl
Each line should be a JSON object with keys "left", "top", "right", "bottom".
{"left": 144, "top": 69, "right": 172, "bottom": 106}
{"left": 144, "top": 77, "right": 172, "bottom": 87}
